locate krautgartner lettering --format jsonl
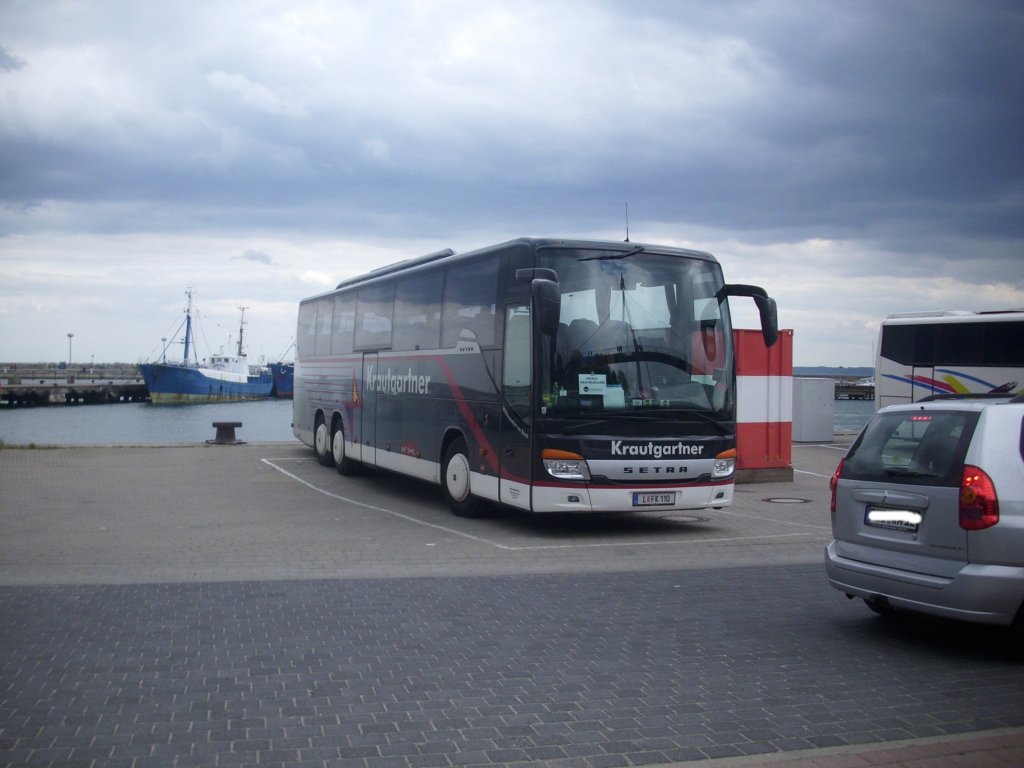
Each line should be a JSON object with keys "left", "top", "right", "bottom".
{"left": 366, "top": 366, "right": 432, "bottom": 395}
{"left": 610, "top": 440, "right": 704, "bottom": 458}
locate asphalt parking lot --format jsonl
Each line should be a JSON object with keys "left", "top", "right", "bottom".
{"left": 0, "top": 441, "right": 844, "bottom": 585}
{"left": 1, "top": 440, "right": 1022, "bottom": 768}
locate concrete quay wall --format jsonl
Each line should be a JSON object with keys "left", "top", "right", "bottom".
{"left": 0, "top": 378, "right": 148, "bottom": 406}
{"left": 1, "top": 363, "right": 147, "bottom": 406}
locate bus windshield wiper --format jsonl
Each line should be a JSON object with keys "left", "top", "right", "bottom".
{"left": 636, "top": 409, "right": 727, "bottom": 430}
{"left": 557, "top": 419, "right": 619, "bottom": 434}
{"left": 577, "top": 245, "right": 644, "bottom": 261}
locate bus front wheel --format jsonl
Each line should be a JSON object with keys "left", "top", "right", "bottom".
{"left": 314, "top": 415, "right": 334, "bottom": 467}
{"left": 442, "top": 438, "right": 484, "bottom": 518}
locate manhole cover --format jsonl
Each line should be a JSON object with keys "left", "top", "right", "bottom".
{"left": 763, "top": 497, "right": 811, "bottom": 504}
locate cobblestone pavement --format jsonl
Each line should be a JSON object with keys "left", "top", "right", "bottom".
{"left": 1, "top": 442, "right": 1022, "bottom": 767}
{"left": 2, "top": 566, "right": 1023, "bottom": 767}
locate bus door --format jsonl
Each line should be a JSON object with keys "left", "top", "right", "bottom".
{"left": 500, "top": 302, "right": 533, "bottom": 510}
{"left": 360, "top": 352, "right": 378, "bottom": 465}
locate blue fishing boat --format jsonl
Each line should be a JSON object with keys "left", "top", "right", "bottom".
{"left": 139, "top": 290, "right": 273, "bottom": 404}
{"left": 269, "top": 361, "right": 294, "bottom": 398}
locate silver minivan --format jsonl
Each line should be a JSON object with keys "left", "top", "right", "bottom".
{"left": 825, "top": 394, "right": 1024, "bottom": 634}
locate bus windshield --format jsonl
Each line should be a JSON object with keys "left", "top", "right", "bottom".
{"left": 538, "top": 247, "right": 734, "bottom": 419}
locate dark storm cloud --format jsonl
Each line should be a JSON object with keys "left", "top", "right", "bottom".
{"left": 237, "top": 249, "right": 275, "bottom": 265}
{"left": 2, "top": 0, "right": 1021, "bottom": 248}
{"left": 0, "top": 45, "right": 25, "bottom": 71}
{"left": 0, "top": 0, "right": 1021, "bottom": 364}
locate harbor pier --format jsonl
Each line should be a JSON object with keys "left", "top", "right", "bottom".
{"left": 833, "top": 381, "right": 874, "bottom": 400}
{"left": 1, "top": 364, "right": 148, "bottom": 407}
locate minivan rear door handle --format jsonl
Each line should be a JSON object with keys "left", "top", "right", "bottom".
{"left": 852, "top": 489, "right": 929, "bottom": 510}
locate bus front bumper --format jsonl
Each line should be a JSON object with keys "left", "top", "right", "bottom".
{"left": 530, "top": 482, "right": 733, "bottom": 513}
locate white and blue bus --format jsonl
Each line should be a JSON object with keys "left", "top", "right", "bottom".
{"left": 294, "top": 237, "right": 777, "bottom": 517}
{"left": 876, "top": 310, "right": 1024, "bottom": 409}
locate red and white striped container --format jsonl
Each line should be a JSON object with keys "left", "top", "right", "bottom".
{"left": 735, "top": 329, "right": 793, "bottom": 481}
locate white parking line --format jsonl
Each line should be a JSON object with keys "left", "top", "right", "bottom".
{"left": 795, "top": 468, "right": 834, "bottom": 479}
{"left": 263, "top": 457, "right": 822, "bottom": 552}
{"left": 262, "top": 457, "right": 507, "bottom": 548}
{"left": 717, "top": 507, "right": 832, "bottom": 530}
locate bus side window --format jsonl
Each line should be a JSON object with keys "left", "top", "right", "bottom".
{"left": 393, "top": 272, "right": 443, "bottom": 351}
{"left": 503, "top": 304, "right": 531, "bottom": 425}
{"left": 296, "top": 301, "right": 317, "bottom": 358}
{"left": 355, "top": 283, "right": 394, "bottom": 350}
{"left": 314, "top": 297, "right": 334, "bottom": 356}
{"left": 331, "top": 294, "right": 355, "bottom": 355}
{"left": 441, "top": 258, "right": 499, "bottom": 347}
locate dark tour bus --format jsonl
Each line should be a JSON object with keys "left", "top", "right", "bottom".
{"left": 293, "top": 237, "right": 778, "bottom": 517}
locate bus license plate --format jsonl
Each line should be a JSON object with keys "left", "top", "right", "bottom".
{"left": 633, "top": 492, "right": 676, "bottom": 507}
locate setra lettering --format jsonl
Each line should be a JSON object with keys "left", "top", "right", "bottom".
{"left": 623, "top": 466, "right": 689, "bottom": 474}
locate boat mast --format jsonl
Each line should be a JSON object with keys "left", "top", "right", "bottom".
{"left": 183, "top": 288, "right": 195, "bottom": 364}
{"left": 237, "top": 306, "right": 248, "bottom": 357}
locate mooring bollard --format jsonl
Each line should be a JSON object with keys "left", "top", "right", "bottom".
{"left": 208, "top": 421, "right": 244, "bottom": 445}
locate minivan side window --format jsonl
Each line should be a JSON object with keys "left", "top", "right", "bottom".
{"left": 844, "top": 410, "right": 979, "bottom": 487}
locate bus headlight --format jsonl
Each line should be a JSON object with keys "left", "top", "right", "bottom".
{"left": 542, "top": 449, "right": 591, "bottom": 481}
{"left": 713, "top": 449, "right": 736, "bottom": 479}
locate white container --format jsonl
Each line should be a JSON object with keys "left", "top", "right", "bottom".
{"left": 793, "top": 378, "right": 834, "bottom": 442}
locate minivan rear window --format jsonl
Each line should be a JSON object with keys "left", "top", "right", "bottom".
{"left": 843, "top": 410, "right": 980, "bottom": 487}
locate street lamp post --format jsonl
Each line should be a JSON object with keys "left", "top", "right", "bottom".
{"left": 67, "top": 332, "right": 74, "bottom": 368}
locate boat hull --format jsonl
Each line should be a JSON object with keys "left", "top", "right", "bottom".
{"left": 139, "top": 363, "right": 273, "bottom": 404}
{"left": 270, "top": 362, "right": 294, "bottom": 399}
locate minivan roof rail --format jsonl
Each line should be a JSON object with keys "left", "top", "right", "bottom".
{"left": 918, "top": 393, "right": 1017, "bottom": 402}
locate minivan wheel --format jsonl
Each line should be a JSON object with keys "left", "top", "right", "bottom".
{"left": 1010, "top": 602, "right": 1024, "bottom": 642}
{"left": 864, "top": 596, "right": 895, "bottom": 617}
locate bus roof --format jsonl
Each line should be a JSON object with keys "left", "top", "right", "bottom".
{"left": 884, "top": 309, "right": 1024, "bottom": 322}
{"left": 319, "top": 237, "right": 717, "bottom": 296}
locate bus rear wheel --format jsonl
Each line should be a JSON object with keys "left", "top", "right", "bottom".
{"left": 314, "top": 415, "right": 334, "bottom": 467}
{"left": 442, "top": 438, "right": 484, "bottom": 518}
{"left": 331, "top": 421, "right": 359, "bottom": 476}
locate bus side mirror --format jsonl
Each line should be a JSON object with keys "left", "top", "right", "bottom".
{"left": 753, "top": 294, "right": 779, "bottom": 348}
{"left": 720, "top": 283, "right": 779, "bottom": 348}
{"left": 517, "top": 268, "right": 562, "bottom": 337}
{"left": 534, "top": 280, "right": 561, "bottom": 337}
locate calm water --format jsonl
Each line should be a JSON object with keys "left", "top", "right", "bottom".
{"left": 0, "top": 399, "right": 296, "bottom": 446}
{"left": 0, "top": 397, "right": 876, "bottom": 447}
{"left": 833, "top": 397, "right": 875, "bottom": 435}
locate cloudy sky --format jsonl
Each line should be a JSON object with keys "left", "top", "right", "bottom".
{"left": 1, "top": 0, "right": 1021, "bottom": 368}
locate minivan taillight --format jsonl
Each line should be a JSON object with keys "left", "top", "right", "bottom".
{"left": 830, "top": 459, "right": 844, "bottom": 514}
{"left": 959, "top": 465, "right": 999, "bottom": 530}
